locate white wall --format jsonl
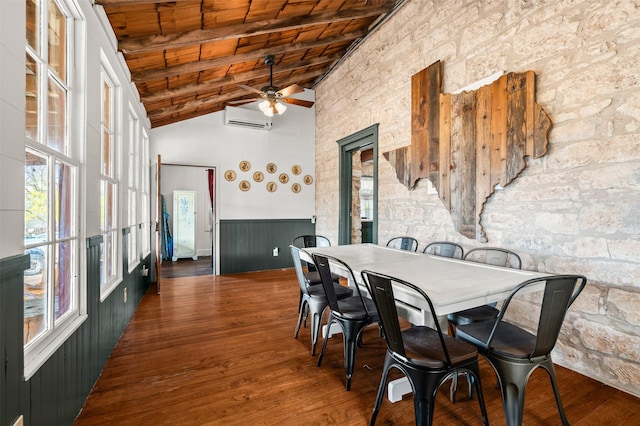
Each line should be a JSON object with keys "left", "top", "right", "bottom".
{"left": 150, "top": 98, "right": 316, "bottom": 221}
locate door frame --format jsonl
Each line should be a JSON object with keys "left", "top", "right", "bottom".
{"left": 337, "top": 124, "right": 379, "bottom": 245}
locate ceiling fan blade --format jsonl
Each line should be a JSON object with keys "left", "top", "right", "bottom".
{"left": 227, "top": 98, "right": 258, "bottom": 105}
{"left": 236, "top": 84, "right": 264, "bottom": 95}
{"left": 281, "top": 98, "right": 315, "bottom": 108}
{"left": 277, "top": 84, "right": 305, "bottom": 98}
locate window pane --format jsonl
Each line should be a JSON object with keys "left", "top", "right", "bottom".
{"left": 102, "top": 129, "right": 112, "bottom": 176}
{"left": 101, "top": 181, "right": 116, "bottom": 231}
{"left": 55, "top": 160, "right": 74, "bottom": 239}
{"left": 100, "top": 231, "right": 117, "bottom": 287}
{"left": 47, "top": 0, "right": 66, "bottom": 82}
{"left": 54, "top": 240, "right": 74, "bottom": 320}
{"left": 25, "top": 151, "right": 49, "bottom": 239}
{"left": 26, "top": 53, "right": 40, "bottom": 141}
{"left": 26, "top": 0, "right": 40, "bottom": 52}
{"left": 103, "top": 80, "right": 111, "bottom": 129}
{"left": 47, "top": 75, "right": 67, "bottom": 153}
{"left": 24, "top": 245, "right": 49, "bottom": 345}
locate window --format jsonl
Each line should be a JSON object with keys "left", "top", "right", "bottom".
{"left": 24, "top": 0, "right": 84, "bottom": 377}
{"left": 127, "top": 107, "right": 139, "bottom": 271}
{"left": 100, "top": 61, "right": 121, "bottom": 297}
{"left": 140, "top": 130, "right": 150, "bottom": 257}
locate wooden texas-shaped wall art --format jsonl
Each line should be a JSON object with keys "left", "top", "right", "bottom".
{"left": 384, "top": 60, "right": 551, "bottom": 242}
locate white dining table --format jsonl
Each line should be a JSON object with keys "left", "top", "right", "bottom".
{"left": 299, "top": 243, "right": 552, "bottom": 402}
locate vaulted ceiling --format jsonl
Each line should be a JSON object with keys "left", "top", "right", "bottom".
{"left": 95, "top": 0, "right": 402, "bottom": 127}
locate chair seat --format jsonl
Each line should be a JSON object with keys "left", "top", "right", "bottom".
{"left": 304, "top": 270, "right": 341, "bottom": 285}
{"left": 456, "top": 320, "right": 537, "bottom": 359}
{"left": 335, "top": 296, "right": 378, "bottom": 320}
{"left": 307, "top": 282, "right": 353, "bottom": 299}
{"left": 447, "top": 305, "right": 499, "bottom": 326}
{"left": 403, "top": 326, "right": 478, "bottom": 368}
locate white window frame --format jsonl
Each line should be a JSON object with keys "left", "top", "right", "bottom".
{"left": 140, "top": 129, "right": 151, "bottom": 258}
{"left": 24, "top": 0, "right": 87, "bottom": 380}
{"left": 127, "top": 106, "right": 139, "bottom": 272}
{"left": 99, "top": 54, "right": 122, "bottom": 300}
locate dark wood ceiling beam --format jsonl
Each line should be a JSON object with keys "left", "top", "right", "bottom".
{"left": 118, "top": 6, "right": 391, "bottom": 54}
{"left": 142, "top": 68, "right": 326, "bottom": 104}
{"left": 147, "top": 76, "right": 320, "bottom": 122}
{"left": 131, "top": 31, "right": 364, "bottom": 82}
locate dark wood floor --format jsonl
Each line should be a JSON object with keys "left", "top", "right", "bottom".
{"left": 74, "top": 269, "right": 640, "bottom": 425}
{"left": 160, "top": 256, "right": 213, "bottom": 278}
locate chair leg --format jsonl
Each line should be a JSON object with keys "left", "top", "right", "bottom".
{"left": 342, "top": 319, "right": 370, "bottom": 391}
{"left": 490, "top": 358, "right": 529, "bottom": 426}
{"left": 541, "top": 358, "right": 570, "bottom": 425}
{"left": 294, "top": 301, "right": 306, "bottom": 339}
{"left": 466, "top": 366, "right": 490, "bottom": 426}
{"left": 317, "top": 315, "right": 335, "bottom": 367}
{"left": 369, "top": 355, "right": 392, "bottom": 426}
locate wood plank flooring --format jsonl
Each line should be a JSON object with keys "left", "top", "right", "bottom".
{"left": 74, "top": 269, "right": 640, "bottom": 425}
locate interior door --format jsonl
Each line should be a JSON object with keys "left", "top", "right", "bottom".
{"left": 155, "top": 154, "right": 162, "bottom": 293}
{"left": 338, "top": 124, "right": 379, "bottom": 245}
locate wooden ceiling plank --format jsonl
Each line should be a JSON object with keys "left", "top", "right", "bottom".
{"left": 118, "top": 5, "right": 391, "bottom": 54}
{"left": 131, "top": 31, "right": 360, "bottom": 81}
{"left": 141, "top": 66, "right": 327, "bottom": 104}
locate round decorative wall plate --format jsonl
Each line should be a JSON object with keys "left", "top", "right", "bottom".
{"left": 266, "top": 163, "right": 277, "bottom": 174}
{"left": 303, "top": 175, "right": 313, "bottom": 185}
{"left": 224, "top": 170, "right": 236, "bottom": 181}
{"left": 239, "top": 180, "right": 250, "bottom": 191}
{"left": 291, "top": 165, "right": 301, "bottom": 175}
{"left": 279, "top": 173, "right": 289, "bottom": 184}
{"left": 239, "top": 160, "right": 251, "bottom": 172}
{"left": 291, "top": 183, "right": 301, "bottom": 193}
{"left": 253, "top": 171, "right": 264, "bottom": 182}
{"left": 266, "top": 182, "right": 277, "bottom": 192}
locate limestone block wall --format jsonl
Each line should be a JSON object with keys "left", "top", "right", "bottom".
{"left": 314, "top": 0, "right": 640, "bottom": 396}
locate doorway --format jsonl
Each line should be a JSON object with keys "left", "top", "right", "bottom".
{"left": 160, "top": 164, "right": 217, "bottom": 277}
{"left": 337, "top": 124, "right": 378, "bottom": 245}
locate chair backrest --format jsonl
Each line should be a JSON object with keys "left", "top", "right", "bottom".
{"left": 423, "top": 241, "right": 464, "bottom": 259}
{"left": 488, "top": 275, "right": 587, "bottom": 358}
{"left": 361, "top": 270, "right": 452, "bottom": 366}
{"left": 312, "top": 253, "right": 373, "bottom": 316}
{"left": 293, "top": 235, "right": 331, "bottom": 248}
{"left": 289, "top": 245, "right": 312, "bottom": 296}
{"left": 386, "top": 236, "right": 419, "bottom": 252}
{"left": 464, "top": 247, "right": 521, "bottom": 269}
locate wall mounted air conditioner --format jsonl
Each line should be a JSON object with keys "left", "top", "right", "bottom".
{"left": 224, "top": 106, "right": 272, "bottom": 130}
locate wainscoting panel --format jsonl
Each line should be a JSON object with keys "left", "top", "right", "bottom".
{"left": 0, "top": 235, "right": 151, "bottom": 426}
{"left": 220, "top": 219, "right": 315, "bottom": 274}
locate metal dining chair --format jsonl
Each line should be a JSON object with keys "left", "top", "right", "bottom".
{"left": 313, "top": 253, "right": 380, "bottom": 391}
{"left": 422, "top": 241, "right": 464, "bottom": 259}
{"left": 456, "top": 274, "right": 587, "bottom": 426}
{"left": 386, "top": 236, "right": 419, "bottom": 252}
{"left": 361, "top": 270, "right": 489, "bottom": 426}
{"left": 290, "top": 246, "right": 353, "bottom": 356}
{"left": 447, "top": 247, "right": 522, "bottom": 401}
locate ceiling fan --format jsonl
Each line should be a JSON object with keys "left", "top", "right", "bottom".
{"left": 228, "top": 55, "right": 315, "bottom": 117}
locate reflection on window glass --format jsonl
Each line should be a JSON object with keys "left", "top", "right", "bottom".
{"left": 47, "top": 0, "right": 66, "bottom": 82}
{"left": 24, "top": 245, "right": 49, "bottom": 345}
{"left": 25, "top": 150, "right": 49, "bottom": 240}
{"left": 47, "top": 75, "right": 67, "bottom": 154}
{"left": 26, "top": 53, "right": 39, "bottom": 141}
{"left": 55, "top": 240, "right": 73, "bottom": 320}
{"left": 26, "top": 0, "right": 40, "bottom": 52}
{"left": 55, "top": 160, "right": 74, "bottom": 239}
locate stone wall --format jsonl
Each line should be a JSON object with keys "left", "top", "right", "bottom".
{"left": 314, "top": 0, "right": 640, "bottom": 396}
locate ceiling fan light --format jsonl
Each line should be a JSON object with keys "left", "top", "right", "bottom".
{"left": 259, "top": 100, "right": 271, "bottom": 114}
{"left": 275, "top": 102, "right": 287, "bottom": 115}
